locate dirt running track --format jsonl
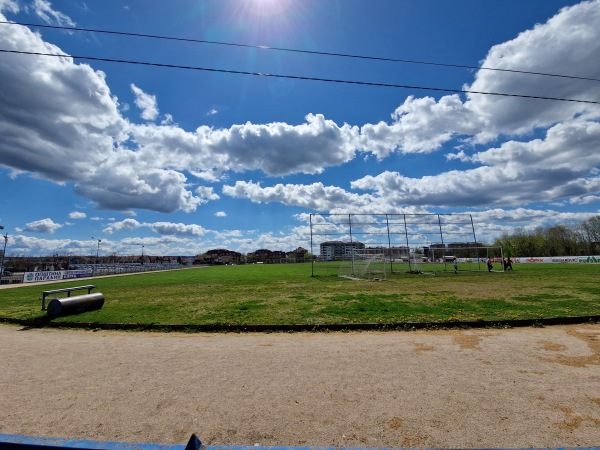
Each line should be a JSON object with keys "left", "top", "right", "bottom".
{"left": 0, "top": 323, "right": 599, "bottom": 448}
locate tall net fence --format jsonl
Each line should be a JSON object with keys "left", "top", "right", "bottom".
{"left": 310, "top": 213, "right": 492, "bottom": 277}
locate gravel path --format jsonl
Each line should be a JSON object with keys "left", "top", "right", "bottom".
{"left": 1, "top": 323, "right": 599, "bottom": 448}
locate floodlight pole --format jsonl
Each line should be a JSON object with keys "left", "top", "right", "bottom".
{"left": 310, "top": 214, "right": 314, "bottom": 277}
{"left": 92, "top": 237, "right": 101, "bottom": 265}
{"left": 139, "top": 244, "right": 145, "bottom": 265}
{"left": 0, "top": 225, "right": 7, "bottom": 276}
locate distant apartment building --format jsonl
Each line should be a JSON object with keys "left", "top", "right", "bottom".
{"left": 287, "top": 247, "right": 308, "bottom": 262}
{"left": 248, "top": 249, "right": 272, "bottom": 264}
{"left": 194, "top": 249, "right": 242, "bottom": 265}
{"left": 319, "top": 241, "right": 365, "bottom": 261}
{"left": 247, "top": 247, "right": 309, "bottom": 263}
{"left": 361, "top": 246, "right": 410, "bottom": 259}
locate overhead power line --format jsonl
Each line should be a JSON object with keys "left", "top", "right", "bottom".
{"left": 1, "top": 20, "right": 600, "bottom": 83}
{"left": 2, "top": 48, "right": 599, "bottom": 105}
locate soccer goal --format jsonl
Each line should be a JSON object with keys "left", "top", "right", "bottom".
{"left": 339, "top": 252, "right": 387, "bottom": 281}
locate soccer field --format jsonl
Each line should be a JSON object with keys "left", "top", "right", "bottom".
{"left": 0, "top": 263, "right": 598, "bottom": 327}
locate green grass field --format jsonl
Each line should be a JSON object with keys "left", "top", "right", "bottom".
{"left": 0, "top": 263, "right": 598, "bottom": 327}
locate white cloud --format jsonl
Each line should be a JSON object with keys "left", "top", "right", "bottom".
{"left": 160, "top": 113, "right": 174, "bottom": 125}
{"left": 360, "top": 95, "right": 482, "bottom": 157}
{"left": 102, "top": 218, "right": 141, "bottom": 234}
{"left": 28, "top": 0, "right": 75, "bottom": 26}
{"left": 0, "top": 0, "right": 18, "bottom": 14}
{"left": 225, "top": 119, "right": 600, "bottom": 211}
{"left": 223, "top": 181, "right": 375, "bottom": 211}
{"left": 149, "top": 222, "right": 209, "bottom": 237}
{"left": 68, "top": 211, "right": 86, "bottom": 219}
{"left": 470, "top": 120, "right": 600, "bottom": 172}
{"left": 2, "top": 232, "right": 205, "bottom": 257}
{"left": 17, "top": 218, "right": 62, "bottom": 234}
{"left": 195, "top": 186, "right": 220, "bottom": 202}
{"left": 103, "top": 219, "right": 208, "bottom": 237}
{"left": 215, "top": 114, "right": 359, "bottom": 176}
{"left": 570, "top": 195, "right": 600, "bottom": 204}
{"left": 189, "top": 169, "right": 221, "bottom": 183}
{"left": 0, "top": 27, "right": 200, "bottom": 217}
{"left": 130, "top": 84, "right": 159, "bottom": 121}
{"left": 215, "top": 211, "right": 227, "bottom": 217}
{"left": 130, "top": 113, "right": 359, "bottom": 177}
{"left": 359, "top": 0, "right": 600, "bottom": 155}
{"left": 465, "top": 0, "right": 600, "bottom": 141}
{"left": 75, "top": 156, "right": 202, "bottom": 213}
{"left": 0, "top": 19, "right": 128, "bottom": 184}
{"left": 472, "top": 208, "right": 598, "bottom": 226}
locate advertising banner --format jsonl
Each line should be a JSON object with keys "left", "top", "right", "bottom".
{"left": 63, "top": 269, "right": 94, "bottom": 279}
{"left": 23, "top": 271, "right": 64, "bottom": 283}
{"left": 23, "top": 269, "right": 93, "bottom": 283}
{"left": 514, "top": 256, "right": 600, "bottom": 264}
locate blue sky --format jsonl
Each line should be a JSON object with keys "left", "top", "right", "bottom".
{"left": 0, "top": 0, "right": 599, "bottom": 258}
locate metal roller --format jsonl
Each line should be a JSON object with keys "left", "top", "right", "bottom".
{"left": 47, "top": 293, "right": 105, "bottom": 317}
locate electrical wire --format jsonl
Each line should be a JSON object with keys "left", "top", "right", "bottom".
{"left": 1, "top": 20, "right": 600, "bottom": 83}
{"left": 1, "top": 48, "right": 598, "bottom": 105}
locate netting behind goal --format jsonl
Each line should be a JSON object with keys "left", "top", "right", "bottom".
{"left": 339, "top": 253, "right": 387, "bottom": 281}
{"left": 431, "top": 246, "right": 504, "bottom": 272}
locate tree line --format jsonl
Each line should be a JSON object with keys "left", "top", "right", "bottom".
{"left": 492, "top": 215, "right": 600, "bottom": 257}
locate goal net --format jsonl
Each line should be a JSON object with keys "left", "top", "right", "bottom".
{"left": 431, "top": 246, "right": 505, "bottom": 272}
{"left": 339, "top": 252, "right": 387, "bottom": 281}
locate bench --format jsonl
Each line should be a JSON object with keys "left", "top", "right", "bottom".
{"left": 41, "top": 285, "right": 96, "bottom": 311}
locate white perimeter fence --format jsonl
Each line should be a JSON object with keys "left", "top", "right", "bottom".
{"left": 0, "top": 263, "right": 184, "bottom": 285}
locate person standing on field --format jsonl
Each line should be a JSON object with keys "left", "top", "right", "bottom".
{"left": 487, "top": 258, "right": 493, "bottom": 272}
{"left": 454, "top": 258, "right": 458, "bottom": 274}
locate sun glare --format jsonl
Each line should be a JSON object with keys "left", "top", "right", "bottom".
{"left": 246, "top": 0, "right": 290, "bottom": 18}
{"left": 228, "top": 0, "right": 300, "bottom": 42}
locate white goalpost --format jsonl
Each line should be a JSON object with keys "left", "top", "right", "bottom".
{"left": 339, "top": 252, "right": 387, "bottom": 281}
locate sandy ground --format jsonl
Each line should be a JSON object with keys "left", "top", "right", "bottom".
{"left": 0, "top": 323, "right": 599, "bottom": 448}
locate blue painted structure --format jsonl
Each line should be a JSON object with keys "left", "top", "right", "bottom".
{"left": 0, "top": 434, "right": 401, "bottom": 450}
{"left": 0, "top": 433, "right": 199, "bottom": 450}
